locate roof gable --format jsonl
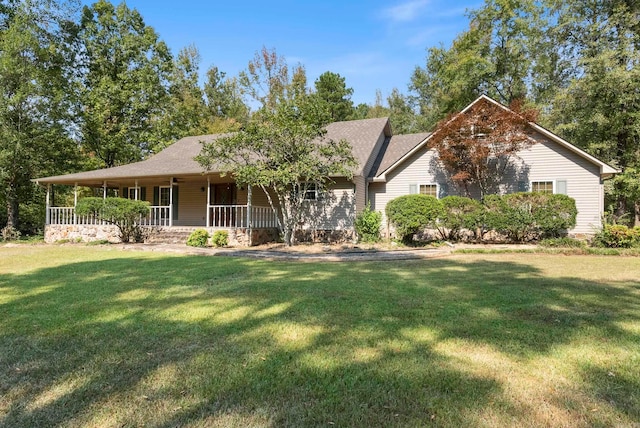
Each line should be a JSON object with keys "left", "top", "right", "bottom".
{"left": 373, "top": 95, "right": 619, "bottom": 181}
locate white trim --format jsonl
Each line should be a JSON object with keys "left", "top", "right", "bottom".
{"left": 127, "top": 186, "right": 141, "bottom": 200}
{"left": 296, "top": 182, "right": 318, "bottom": 201}
{"left": 530, "top": 180, "right": 555, "bottom": 194}
{"left": 374, "top": 94, "right": 619, "bottom": 181}
{"left": 418, "top": 183, "right": 439, "bottom": 198}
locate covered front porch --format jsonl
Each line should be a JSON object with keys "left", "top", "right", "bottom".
{"left": 42, "top": 174, "right": 280, "bottom": 245}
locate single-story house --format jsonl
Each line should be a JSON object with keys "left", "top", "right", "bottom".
{"left": 35, "top": 95, "right": 618, "bottom": 244}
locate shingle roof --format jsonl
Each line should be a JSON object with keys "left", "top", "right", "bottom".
{"left": 34, "top": 117, "right": 392, "bottom": 185}
{"left": 369, "top": 132, "right": 430, "bottom": 178}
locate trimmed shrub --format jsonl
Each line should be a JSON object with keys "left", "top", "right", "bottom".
{"left": 211, "top": 230, "right": 229, "bottom": 247}
{"left": 484, "top": 193, "right": 578, "bottom": 242}
{"left": 531, "top": 193, "right": 577, "bottom": 237}
{"left": 591, "top": 224, "right": 640, "bottom": 248}
{"left": 355, "top": 203, "right": 382, "bottom": 243}
{"left": 187, "top": 229, "right": 209, "bottom": 247}
{"left": 76, "top": 197, "right": 150, "bottom": 243}
{"left": 386, "top": 194, "right": 443, "bottom": 243}
{"left": 484, "top": 194, "right": 535, "bottom": 242}
{"left": 437, "top": 196, "right": 484, "bottom": 241}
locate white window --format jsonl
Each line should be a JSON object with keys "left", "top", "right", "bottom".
{"left": 295, "top": 183, "right": 318, "bottom": 201}
{"left": 419, "top": 184, "right": 438, "bottom": 198}
{"left": 531, "top": 181, "right": 554, "bottom": 194}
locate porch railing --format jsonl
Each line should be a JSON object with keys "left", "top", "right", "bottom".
{"left": 47, "top": 205, "right": 278, "bottom": 229}
{"left": 207, "top": 205, "right": 279, "bottom": 229}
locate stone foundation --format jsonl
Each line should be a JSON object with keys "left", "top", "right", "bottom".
{"left": 45, "top": 224, "right": 121, "bottom": 243}
{"left": 45, "top": 225, "right": 281, "bottom": 246}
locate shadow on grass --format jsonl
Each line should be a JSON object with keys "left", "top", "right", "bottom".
{"left": 0, "top": 253, "right": 638, "bottom": 426}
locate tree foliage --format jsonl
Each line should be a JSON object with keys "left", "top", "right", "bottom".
{"left": 0, "top": 0, "right": 79, "bottom": 233}
{"left": 75, "top": 197, "right": 150, "bottom": 243}
{"left": 78, "top": 0, "right": 173, "bottom": 168}
{"left": 312, "top": 71, "right": 354, "bottom": 122}
{"left": 430, "top": 97, "right": 538, "bottom": 198}
{"left": 197, "top": 95, "right": 356, "bottom": 246}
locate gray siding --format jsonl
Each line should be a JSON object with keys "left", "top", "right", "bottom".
{"left": 516, "top": 134, "right": 603, "bottom": 234}
{"left": 370, "top": 131, "right": 604, "bottom": 235}
{"left": 300, "top": 178, "right": 355, "bottom": 230}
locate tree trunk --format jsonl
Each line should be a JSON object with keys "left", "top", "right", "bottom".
{"left": 5, "top": 182, "right": 19, "bottom": 231}
{"left": 635, "top": 200, "right": 640, "bottom": 227}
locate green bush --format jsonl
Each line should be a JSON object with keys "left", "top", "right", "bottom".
{"left": 76, "top": 197, "right": 150, "bottom": 243}
{"left": 484, "top": 193, "right": 578, "bottom": 242}
{"left": 531, "top": 193, "right": 577, "bottom": 237}
{"left": 355, "top": 203, "right": 382, "bottom": 243}
{"left": 386, "top": 194, "right": 443, "bottom": 243}
{"left": 591, "top": 224, "right": 640, "bottom": 248}
{"left": 186, "top": 229, "right": 209, "bottom": 247}
{"left": 211, "top": 230, "right": 229, "bottom": 247}
{"left": 437, "top": 196, "right": 484, "bottom": 241}
{"left": 484, "top": 194, "right": 535, "bottom": 242}
{"left": 539, "top": 237, "right": 586, "bottom": 248}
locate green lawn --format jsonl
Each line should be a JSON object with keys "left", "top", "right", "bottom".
{"left": 1, "top": 246, "right": 638, "bottom": 427}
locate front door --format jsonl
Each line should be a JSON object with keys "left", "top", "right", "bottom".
{"left": 211, "top": 183, "right": 237, "bottom": 227}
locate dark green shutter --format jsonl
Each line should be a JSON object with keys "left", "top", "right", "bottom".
{"left": 172, "top": 185, "right": 179, "bottom": 221}
{"left": 123, "top": 187, "right": 128, "bottom": 199}
{"left": 140, "top": 187, "right": 147, "bottom": 201}
{"left": 518, "top": 181, "right": 529, "bottom": 192}
{"left": 153, "top": 186, "right": 159, "bottom": 206}
{"left": 409, "top": 184, "right": 417, "bottom": 194}
{"left": 556, "top": 180, "right": 567, "bottom": 195}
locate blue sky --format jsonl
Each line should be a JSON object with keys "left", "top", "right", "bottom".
{"left": 88, "top": 0, "right": 479, "bottom": 105}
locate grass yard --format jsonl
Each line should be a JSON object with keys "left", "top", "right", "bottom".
{"left": 0, "top": 246, "right": 638, "bottom": 427}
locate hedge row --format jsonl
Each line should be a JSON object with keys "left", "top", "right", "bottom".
{"left": 386, "top": 193, "right": 578, "bottom": 243}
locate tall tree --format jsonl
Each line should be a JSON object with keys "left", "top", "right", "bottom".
{"left": 429, "top": 98, "right": 538, "bottom": 198}
{"left": 313, "top": 71, "right": 354, "bottom": 122}
{"left": 0, "top": 0, "right": 79, "bottom": 233}
{"left": 238, "top": 46, "right": 307, "bottom": 111}
{"left": 548, "top": 0, "right": 640, "bottom": 223}
{"left": 79, "top": 0, "right": 173, "bottom": 168}
{"left": 204, "top": 65, "right": 249, "bottom": 126}
{"left": 410, "top": 0, "right": 555, "bottom": 128}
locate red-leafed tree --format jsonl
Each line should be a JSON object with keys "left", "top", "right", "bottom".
{"left": 430, "top": 97, "right": 538, "bottom": 198}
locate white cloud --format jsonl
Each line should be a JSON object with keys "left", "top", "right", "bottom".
{"left": 383, "top": 0, "right": 431, "bottom": 23}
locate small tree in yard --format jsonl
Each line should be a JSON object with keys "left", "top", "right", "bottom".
{"left": 355, "top": 203, "right": 382, "bottom": 243}
{"left": 197, "top": 95, "right": 356, "bottom": 246}
{"left": 430, "top": 97, "right": 538, "bottom": 198}
{"left": 75, "top": 197, "right": 150, "bottom": 243}
{"left": 386, "top": 194, "right": 443, "bottom": 244}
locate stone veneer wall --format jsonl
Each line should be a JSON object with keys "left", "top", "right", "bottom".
{"left": 45, "top": 224, "right": 121, "bottom": 243}
{"left": 228, "top": 228, "right": 280, "bottom": 246}
{"left": 45, "top": 225, "right": 281, "bottom": 246}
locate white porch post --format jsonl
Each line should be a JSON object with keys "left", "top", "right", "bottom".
{"left": 206, "top": 176, "right": 211, "bottom": 227}
{"left": 169, "top": 177, "right": 173, "bottom": 227}
{"left": 73, "top": 183, "right": 78, "bottom": 225}
{"left": 134, "top": 179, "right": 139, "bottom": 200}
{"left": 247, "top": 185, "right": 253, "bottom": 246}
{"left": 45, "top": 184, "right": 51, "bottom": 225}
{"left": 103, "top": 181, "right": 107, "bottom": 199}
